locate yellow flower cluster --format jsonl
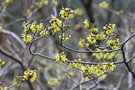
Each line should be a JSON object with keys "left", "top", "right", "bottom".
{"left": 83, "top": 21, "right": 119, "bottom": 49}
{"left": 35, "top": 2, "right": 43, "bottom": 8}
{"left": 48, "top": 25, "right": 60, "bottom": 34}
{"left": 54, "top": 52, "right": 68, "bottom": 62}
{"left": 48, "top": 15, "right": 62, "bottom": 34}
{"left": 67, "top": 59, "right": 115, "bottom": 79}
{"left": 87, "top": 27, "right": 105, "bottom": 44}
{"left": 96, "top": 34, "right": 105, "bottom": 40}
{"left": 63, "top": 25, "right": 71, "bottom": 29}
{"left": 59, "top": 33, "right": 71, "bottom": 41}
{"left": 87, "top": 35, "right": 97, "bottom": 44}
{"left": 59, "top": 8, "right": 74, "bottom": 19}
{"left": 23, "top": 70, "right": 37, "bottom": 82}
{"left": 83, "top": 19, "right": 90, "bottom": 28}
{"left": 66, "top": 59, "right": 85, "bottom": 70}
{"left": 83, "top": 20, "right": 107, "bottom": 45}
{"left": 99, "top": 1, "right": 109, "bottom": 8}
{"left": 92, "top": 49, "right": 116, "bottom": 60}
{"left": 50, "top": 15, "right": 62, "bottom": 26}
{"left": 22, "top": 21, "right": 44, "bottom": 43}
{"left": 48, "top": 76, "right": 63, "bottom": 86}
{"left": 35, "top": 0, "right": 48, "bottom": 8}
{"left": 107, "top": 38, "right": 120, "bottom": 49}
{"left": 66, "top": 72, "right": 74, "bottom": 78}
{"left": 39, "top": 29, "right": 49, "bottom": 36}
{"left": 107, "top": 33, "right": 116, "bottom": 38}
{"left": 0, "top": 59, "right": 5, "bottom": 67}
{"left": 15, "top": 70, "right": 37, "bottom": 83}
{"left": 82, "top": 62, "right": 116, "bottom": 79}
{"left": 74, "top": 8, "right": 83, "bottom": 15}
{"left": 48, "top": 77, "right": 59, "bottom": 85}
{"left": 83, "top": 76, "right": 90, "bottom": 81}
{"left": 116, "top": 10, "right": 124, "bottom": 15}
{"left": 103, "top": 24, "right": 116, "bottom": 34}
{"left": 21, "top": 33, "right": 32, "bottom": 43}
{"left": 23, "top": 21, "right": 43, "bottom": 32}
{"left": 78, "top": 39, "right": 89, "bottom": 47}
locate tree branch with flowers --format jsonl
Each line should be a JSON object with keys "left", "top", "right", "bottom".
{"left": 0, "top": 0, "right": 135, "bottom": 90}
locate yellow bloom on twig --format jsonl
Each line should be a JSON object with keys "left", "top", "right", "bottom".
{"left": 83, "top": 19, "right": 90, "bottom": 28}
{"left": 59, "top": 33, "right": 71, "bottom": 41}
{"left": 54, "top": 52, "right": 68, "bottom": 62}
{"left": 21, "top": 33, "right": 32, "bottom": 43}
{"left": 59, "top": 8, "right": 74, "bottom": 20}
{"left": 23, "top": 69, "right": 37, "bottom": 82}
{"left": 99, "top": 1, "right": 109, "bottom": 8}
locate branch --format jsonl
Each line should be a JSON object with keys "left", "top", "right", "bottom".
{"left": 121, "top": 48, "right": 135, "bottom": 79}
{"left": 0, "top": 47, "right": 26, "bottom": 71}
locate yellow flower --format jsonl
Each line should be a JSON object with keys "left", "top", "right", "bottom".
{"left": 103, "top": 24, "right": 116, "bottom": 34}
{"left": 30, "top": 21, "right": 43, "bottom": 32}
{"left": 59, "top": 33, "right": 71, "bottom": 41}
{"left": 22, "top": 22, "right": 30, "bottom": 31}
{"left": 66, "top": 59, "right": 85, "bottom": 70}
{"left": 48, "top": 77, "right": 59, "bottom": 86}
{"left": 36, "top": 23, "right": 43, "bottom": 30}
{"left": 108, "top": 84, "right": 114, "bottom": 88}
{"left": 39, "top": 30, "right": 49, "bottom": 36}
{"left": 66, "top": 72, "right": 74, "bottom": 78}
{"left": 43, "top": 0, "right": 48, "bottom": 5}
{"left": 83, "top": 76, "right": 90, "bottom": 81}
{"left": 0, "top": 59, "right": 5, "bottom": 67}
{"left": 83, "top": 19, "right": 90, "bottom": 28}
{"left": 54, "top": 52, "right": 68, "bottom": 62}
{"left": 35, "top": 1, "right": 43, "bottom": 8}
{"left": 59, "top": 7, "right": 74, "bottom": 19}
{"left": 81, "top": 62, "right": 116, "bottom": 79}
{"left": 21, "top": 33, "right": 32, "bottom": 43}
{"left": 26, "top": 9, "right": 32, "bottom": 16}
{"left": 107, "top": 33, "right": 116, "bottom": 38}
{"left": 116, "top": 10, "right": 123, "bottom": 15}
{"left": 48, "top": 25, "right": 60, "bottom": 34}
{"left": 53, "top": 1, "right": 58, "bottom": 6}
{"left": 107, "top": 38, "right": 120, "bottom": 49}
{"left": 78, "top": 39, "right": 89, "bottom": 47}
{"left": 92, "top": 52, "right": 103, "bottom": 60}
{"left": 23, "top": 70, "right": 37, "bottom": 82}
{"left": 74, "top": 8, "right": 83, "bottom": 15}
{"left": 104, "top": 52, "right": 115, "bottom": 60}
{"left": 89, "top": 28, "right": 98, "bottom": 33}
{"left": 50, "top": 15, "right": 62, "bottom": 26}
{"left": 99, "top": 1, "right": 109, "bottom": 8}
{"left": 87, "top": 35, "right": 97, "bottom": 44}
{"left": 63, "top": 25, "right": 71, "bottom": 29}
{"left": 96, "top": 34, "right": 105, "bottom": 40}
{"left": 23, "top": 21, "right": 43, "bottom": 32}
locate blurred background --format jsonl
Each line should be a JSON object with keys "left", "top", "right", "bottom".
{"left": 0, "top": 0, "right": 135, "bottom": 90}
